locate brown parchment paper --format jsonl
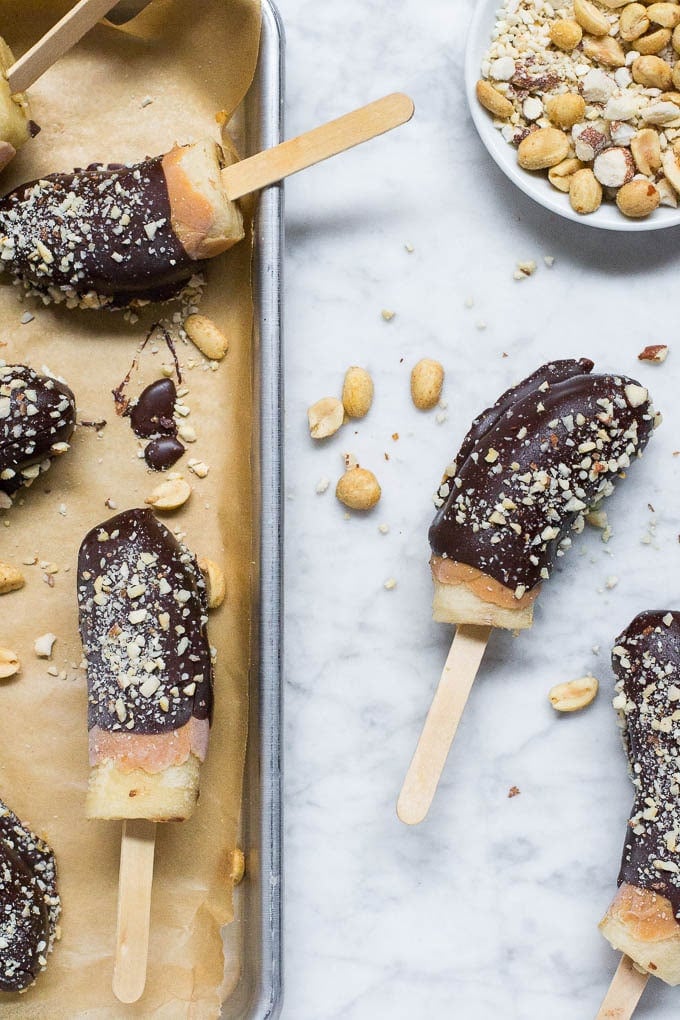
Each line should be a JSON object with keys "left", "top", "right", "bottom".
{"left": 0, "top": 0, "right": 261, "bottom": 1014}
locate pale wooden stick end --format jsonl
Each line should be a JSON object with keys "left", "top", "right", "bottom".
{"left": 596, "top": 954, "right": 649, "bottom": 1020}
{"left": 112, "top": 819, "right": 157, "bottom": 1004}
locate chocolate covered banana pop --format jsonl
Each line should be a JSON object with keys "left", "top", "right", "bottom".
{"left": 0, "top": 798, "right": 60, "bottom": 992}
{"left": 0, "top": 93, "right": 416, "bottom": 312}
{"left": 601, "top": 611, "right": 680, "bottom": 987}
{"left": 398, "top": 359, "right": 658, "bottom": 825}
{"left": 0, "top": 364, "right": 76, "bottom": 502}
{"left": 78, "top": 508, "right": 213, "bottom": 822}
{"left": 429, "top": 359, "right": 657, "bottom": 628}
{"left": 0, "top": 138, "right": 244, "bottom": 310}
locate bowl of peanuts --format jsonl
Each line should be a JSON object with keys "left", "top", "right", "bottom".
{"left": 465, "top": 0, "right": 680, "bottom": 229}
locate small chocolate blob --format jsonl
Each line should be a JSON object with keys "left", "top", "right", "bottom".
{"left": 144, "top": 436, "right": 185, "bottom": 471}
{"left": 130, "top": 379, "right": 177, "bottom": 439}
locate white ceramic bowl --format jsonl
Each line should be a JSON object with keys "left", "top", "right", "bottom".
{"left": 464, "top": 0, "right": 680, "bottom": 231}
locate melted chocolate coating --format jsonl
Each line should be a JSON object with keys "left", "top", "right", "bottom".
{"left": 429, "top": 360, "right": 656, "bottom": 593}
{"left": 0, "top": 364, "right": 76, "bottom": 497}
{"left": 130, "top": 379, "right": 177, "bottom": 439}
{"left": 78, "top": 508, "right": 213, "bottom": 736}
{"left": 0, "top": 799, "right": 60, "bottom": 992}
{"left": 144, "top": 436, "right": 185, "bottom": 471}
{"left": 613, "top": 612, "right": 680, "bottom": 918}
{"left": 0, "top": 157, "right": 198, "bottom": 308}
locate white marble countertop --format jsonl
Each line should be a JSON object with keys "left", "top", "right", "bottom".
{"left": 276, "top": 1, "right": 680, "bottom": 1016}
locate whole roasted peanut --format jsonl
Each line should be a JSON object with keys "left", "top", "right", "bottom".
{"left": 545, "top": 93, "right": 586, "bottom": 129}
{"left": 549, "top": 675, "right": 599, "bottom": 712}
{"left": 619, "top": 3, "right": 650, "bottom": 40}
{"left": 145, "top": 475, "right": 192, "bottom": 512}
{"left": 569, "top": 168, "right": 603, "bottom": 214}
{"left": 632, "top": 55, "right": 673, "bottom": 89}
{"left": 635, "top": 27, "right": 672, "bottom": 53}
{"left": 0, "top": 562, "right": 24, "bottom": 595}
{"left": 647, "top": 3, "right": 680, "bottom": 28}
{"left": 476, "top": 80, "right": 514, "bottom": 119}
{"left": 198, "top": 557, "right": 227, "bottom": 609}
{"left": 517, "top": 127, "right": 570, "bottom": 169}
{"left": 660, "top": 91, "right": 680, "bottom": 105}
{"left": 184, "top": 314, "right": 229, "bottom": 361}
{"left": 0, "top": 648, "right": 19, "bottom": 680}
{"left": 631, "top": 128, "right": 662, "bottom": 174}
{"left": 307, "top": 397, "right": 344, "bottom": 439}
{"left": 342, "top": 366, "right": 374, "bottom": 419}
{"left": 582, "top": 35, "right": 626, "bottom": 66}
{"left": 549, "top": 19, "right": 583, "bottom": 49}
{"left": 548, "top": 157, "right": 585, "bottom": 192}
{"left": 600, "top": 0, "right": 633, "bottom": 7}
{"left": 616, "top": 179, "right": 661, "bottom": 217}
{"left": 673, "top": 62, "right": 680, "bottom": 88}
{"left": 574, "top": 0, "right": 610, "bottom": 34}
{"left": 411, "top": 358, "right": 444, "bottom": 410}
{"left": 335, "top": 466, "right": 381, "bottom": 511}
{"left": 673, "top": 23, "right": 680, "bottom": 53}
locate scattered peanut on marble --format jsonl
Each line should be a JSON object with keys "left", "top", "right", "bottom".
{"left": 411, "top": 358, "right": 445, "bottom": 410}
{"left": 342, "top": 366, "right": 374, "bottom": 419}
{"left": 335, "top": 466, "right": 381, "bottom": 510}
{"left": 549, "top": 675, "right": 599, "bottom": 712}
{"left": 308, "top": 397, "right": 344, "bottom": 439}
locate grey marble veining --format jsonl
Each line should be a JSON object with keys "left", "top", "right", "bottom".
{"left": 277, "top": 0, "right": 680, "bottom": 1016}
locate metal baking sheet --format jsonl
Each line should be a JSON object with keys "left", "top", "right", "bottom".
{"left": 222, "top": 2, "right": 284, "bottom": 1017}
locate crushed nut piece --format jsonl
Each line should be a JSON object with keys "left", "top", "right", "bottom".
{"left": 638, "top": 344, "right": 669, "bottom": 363}
{"left": 34, "top": 633, "right": 56, "bottom": 659}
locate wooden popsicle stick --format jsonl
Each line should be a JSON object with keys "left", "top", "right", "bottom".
{"left": 7, "top": 0, "right": 122, "bottom": 95}
{"left": 221, "top": 92, "right": 415, "bottom": 201}
{"left": 112, "top": 819, "right": 157, "bottom": 1004}
{"left": 397, "top": 624, "right": 492, "bottom": 826}
{"left": 596, "top": 955, "right": 649, "bottom": 1020}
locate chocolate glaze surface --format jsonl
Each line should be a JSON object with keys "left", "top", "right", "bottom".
{"left": 78, "top": 508, "right": 213, "bottom": 736}
{"left": 130, "top": 379, "right": 177, "bottom": 439}
{"left": 0, "top": 798, "right": 60, "bottom": 992}
{"left": 613, "top": 611, "right": 680, "bottom": 919}
{"left": 429, "top": 360, "right": 656, "bottom": 594}
{"left": 144, "top": 436, "right": 185, "bottom": 471}
{"left": 0, "top": 364, "right": 76, "bottom": 497}
{"left": 0, "top": 156, "right": 199, "bottom": 308}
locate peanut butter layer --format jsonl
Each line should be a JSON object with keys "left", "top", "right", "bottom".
{"left": 430, "top": 555, "right": 539, "bottom": 610}
{"left": 89, "top": 716, "right": 210, "bottom": 774}
{"left": 611, "top": 884, "right": 680, "bottom": 943}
